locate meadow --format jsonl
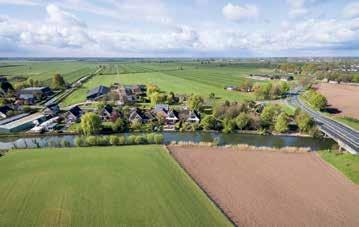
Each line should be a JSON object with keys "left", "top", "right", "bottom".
{"left": 319, "top": 150, "right": 359, "bottom": 184}
{"left": 0, "top": 61, "right": 98, "bottom": 85}
{"left": 61, "top": 62, "right": 273, "bottom": 106}
{"left": 0, "top": 145, "right": 232, "bottom": 227}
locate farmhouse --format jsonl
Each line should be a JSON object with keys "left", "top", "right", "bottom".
{"left": 87, "top": 86, "right": 110, "bottom": 100}
{"left": 66, "top": 106, "right": 83, "bottom": 122}
{"left": 166, "top": 110, "right": 179, "bottom": 125}
{"left": 0, "top": 112, "right": 46, "bottom": 133}
{"left": 18, "top": 87, "right": 53, "bottom": 103}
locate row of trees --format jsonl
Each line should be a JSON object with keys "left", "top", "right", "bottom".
{"left": 74, "top": 133, "right": 164, "bottom": 147}
{"left": 13, "top": 74, "right": 67, "bottom": 90}
{"left": 253, "top": 81, "right": 290, "bottom": 100}
{"left": 200, "top": 102, "right": 315, "bottom": 135}
{"left": 303, "top": 90, "right": 328, "bottom": 110}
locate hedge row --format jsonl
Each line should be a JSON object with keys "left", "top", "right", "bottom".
{"left": 74, "top": 133, "right": 165, "bottom": 147}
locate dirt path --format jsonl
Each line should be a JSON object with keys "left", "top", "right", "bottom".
{"left": 169, "top": 145, "right": 359, "bottom": 227}
{"left": 315, "top": 83, "right": 359, "bottom": 119}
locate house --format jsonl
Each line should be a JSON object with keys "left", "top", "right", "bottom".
{"left": 179, "top": 110, "right": 200, "bottom": 123}
{"left": 100, "top": 105, "right": 119, "bottom": 121}
{"left": 0, "top": 106, "right": 13, "bottom": 119}
{"left": 153, "top": 104, "right": 169, "bottom": 117}
{"left": 128, "top": 108, "right": 153, "bottom": 124}
{"left": 86, "top": 86, "right": 110, "bottom": 100}
{"left": 44, "top": 103, "right": 60, "bottom": 116}
{"left": 166, "top": 110, "right": 179, "bottom": 125}
{"left": 66, "top": 106, "right": 83, "bottom": 122}
{"left": 18, "top": 87, "right": 53, "bottom": 103}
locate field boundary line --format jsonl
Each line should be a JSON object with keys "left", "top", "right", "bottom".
{"left": 164, "top": 145, "right": 237, "bottom": 227}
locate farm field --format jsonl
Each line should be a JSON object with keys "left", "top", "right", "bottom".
{"left": 62, "top": 63, "right": 273, "bottom": 106}
{"left": 169, "top": 145, "right": 359, "bottom": 227}
{"left": 0, "top": 145, "right": 231, "bottom": 227}
{"left": 0, "top": 61, "right": 98, "bottom": 85}
{"left": 314, "top": 83, "right": 359, "bottom": 119}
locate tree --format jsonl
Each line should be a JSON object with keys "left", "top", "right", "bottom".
{"left": 80, "top": 112, "right": 102, "bottom": 135}
{"left": 222, "top": 118, "right": 235, "bottom": 133}
{"left": 260, "top": 104, "right": 281, "bottom": 128}
{"left": 295, "top": 111, "right": 314, "bottom": 132}
{"left": 112, "top": 118, "right": 126, "bottom": 132}
{"left": 154, "top": 134, "right": 164, "bottom": 144}
{"left": 51, "top": 73, "right": 66, "bottom": 89}
{"left": 274, "top": 112, "right": 289, "bottom": 133}
{"left": 188, "top": 95, "right": 204, "bottom": 111}
{"left": 150, "top": 92, "right": 166, "bottom": 106}
{"left": 201, "top": 115, "right": 217, "bottom": 130}
{"left": 239, "top": 79, "right": 253, "bottom": 92}
{"left": 146, "top": 84, "right": 159, "bottom": 97}
{"left": 167, "top": 91, "right": 176, "bottom": 104}
{"left": 279, "top": 81, "right": 290, "bottom": 96}
{"left": 235, "top": 112, "right": 250, "bottom": 130}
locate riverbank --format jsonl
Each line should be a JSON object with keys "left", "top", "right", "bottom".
{"left": 0, "top": 132, "right": 335, "bottom": 151}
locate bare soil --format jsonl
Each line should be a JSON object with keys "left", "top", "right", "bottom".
{"left": 169, "top": 145, "right": 359, "bottom": 227}
{"left": 314, "top": 83, "right": 359, "bottom": 119}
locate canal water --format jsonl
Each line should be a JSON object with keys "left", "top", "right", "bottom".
{"left": 0, "top": 132, "right": 335, "bottom": 151}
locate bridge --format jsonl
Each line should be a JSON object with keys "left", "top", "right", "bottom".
{"left": 288, "top": 95, "right": 359, "bottom": 155}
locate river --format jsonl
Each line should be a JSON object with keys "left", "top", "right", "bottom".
{"left": 0, "top": 132, "right": 335, "bottom": 151}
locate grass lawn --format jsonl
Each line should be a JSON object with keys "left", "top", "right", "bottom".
{"left": 0, "top": 145, "right": 232, "bottom": 227}
{"left": 0, "top": 61, "right": 98, "bottom": 85}
{"left": 319, "top": 150, "right": 359, "bottom": 184}
{"left": 334, "top": 117, "right": 359, "bottom": 131}
{"left": 61, "top": 63, "right": 273, "bottom": 106}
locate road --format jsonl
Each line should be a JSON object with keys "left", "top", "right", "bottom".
{"left": 288, "top": 94, "right": 359, "bottom": 154}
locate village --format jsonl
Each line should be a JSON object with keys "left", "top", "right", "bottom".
{"left": 0, "top": 76, "right": 203, "bottom": 134}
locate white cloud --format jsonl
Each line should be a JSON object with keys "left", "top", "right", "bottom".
{"left": 342, "top": 2, "right": 359, "bottom": 19}
{"left": 0, "top": 0, "right": 40, "bottom": 6}
{"left": 222, "top": 3, "right": 259, "bottom": 22}
{"left": 286, "top": 0, "right": 326, "bottom": 18}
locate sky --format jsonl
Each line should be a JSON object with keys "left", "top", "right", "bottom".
{"left": 0, "top": 0, "right": 359, "bottom": 57}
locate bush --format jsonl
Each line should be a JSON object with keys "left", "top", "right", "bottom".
{"left": 118, "top": 136, "right": 126, "bottom": 145}
{"left": 74, "top": 137, "right": 84, "bottom": 147}
{"left": 127, "top": 135, "right": 136, "bottom": 145}
{"left": 154, "top": 134, "right": 164, "bottom": 144}
{"left": 86, "top": 136, "right": 97, "bottom": 146}
{"left": 146, "top": 133, "right": 155, "bottom": 144}
{"left": 61, "top": 140, "right": 71, "bottom": 147}
{"left": 135, "top": 135, "right": 147, "bottom": 144}
{"left": 109, "top": 136, "right": 119, "bottom": 145}
{"left": 97, "top": 136, "right": 110, "bottom": 146}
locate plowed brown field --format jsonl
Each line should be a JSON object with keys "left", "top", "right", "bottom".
{"left": 315, "top": 83, "right": 359, "bottom": 119}
{"left": 170, "top": 145, "right": 359, "bottom": 227}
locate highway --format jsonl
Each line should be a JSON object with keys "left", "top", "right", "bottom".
{"left": 288, "top": 94, "right": 359, "bottom": 154}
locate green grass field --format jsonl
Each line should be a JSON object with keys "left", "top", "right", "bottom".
{"left": 0, "top": 61, "right": 98, "bottom": 85}
{"left": 334, "top": 117, "right": 359, "bottom": 131}
{"left": 0, "top": 145, "right": 232, "bottom": 227}
{"left": 61, "top": 62, "right": 273, "bottom": 106}
{"left": 320, "top": 151, "right": 359, "bottom": 184}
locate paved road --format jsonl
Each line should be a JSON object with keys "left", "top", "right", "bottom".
{"left": 288, "top": 94, "right": 359, "bottom": 154}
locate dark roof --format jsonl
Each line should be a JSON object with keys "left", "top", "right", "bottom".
{"left": 19, "top": 87, "right": 52, "bottom": 95}
{"left": 154, "top": 104, "right": 169, "bottom": 113}
{"left": 104, "top": 105, "right": 113, "bottom": 114}
{"left": 0, "top": 81, "right": 13, "bottom": 93}
{"left": 87, "top": 86, "right": 110, "bottom": 99}
{"left": 68, "top": 106, "right": 82, "bottom": 118}
{"left": 0, "top": 106, "right": 13, "bottom": 114}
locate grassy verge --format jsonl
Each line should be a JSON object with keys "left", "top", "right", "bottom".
{"left": 0, "top": 145, "right": 232, "bottom": 227}
{"left": 333, "top": 117, "right": 359, "bottom": 131}
{"left": 319, "top": 150, "right": 359, "bottom": 184}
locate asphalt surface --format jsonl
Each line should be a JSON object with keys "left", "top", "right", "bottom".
{"left": 288, "top": 95, "right": 359, "bottom": 154}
